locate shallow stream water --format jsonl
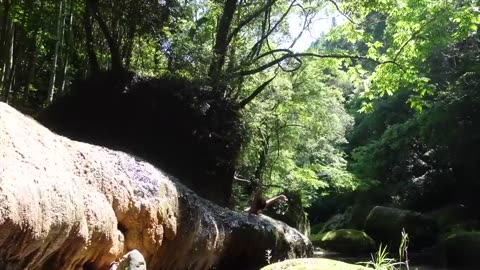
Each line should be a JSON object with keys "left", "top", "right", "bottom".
{"left": 314, "top": 250, "right": 475, "bottom": 270}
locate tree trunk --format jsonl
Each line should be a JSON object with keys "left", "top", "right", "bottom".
{"left": 5, "top": 50, "right": 16, "bottom": 102}
{"left": 23, "top": 36, "right": 38, "bottom": 105}
{"left": 88, "top": 0, "right": 123, "bottom": 73}
{"left": 254, "top": 136, "right": 270, "bottom": 183}
{"left": 84, "top": 0, "right": 100, "bottom": 75}
{"left": 47, "top": 0, "right": 65, "bottom": 104}
{"left": 208, "top": 0, "right": 238, "bottom": 90}
{"left": 123, "top": 0, "right": 139, "bottom": 70}
{"left": 1, "top": 17, "right": 14, "bottom": 103}
{"left": 22, "top": 0, "right": 40, "bottom": 105}
{"left": 0, "top": 0, "right": 13, "bottom": 95}
{"left": 60, "top": 2, "right": 73, "bottom": 93}
{"left": 10, "top": 20, "right": 24, "bottom": 103}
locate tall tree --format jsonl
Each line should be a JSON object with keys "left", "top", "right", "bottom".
{"left": 47, "top": 0, "right": 66, "bottom": 103}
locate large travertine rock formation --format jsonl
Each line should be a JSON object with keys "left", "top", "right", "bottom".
{"left": 0, "top": 102, "right": 312, "bottom": 270}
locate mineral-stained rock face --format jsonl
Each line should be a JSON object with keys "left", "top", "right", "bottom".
{"left": 0, "top": 102, "right": 312, "bottom": 270}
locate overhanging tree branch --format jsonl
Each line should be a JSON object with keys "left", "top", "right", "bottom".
{"left": 247, "top": 0, "right": 297, "bottom": 61}
{"left": 287, "top": 3, "right": 312, "bottom": 50}
{"left": 327, "top": 0, "right": 357, "bottom": 25}
{"left": 238, "top": 74, "right": 277, "bottom": 109}
{"left": 234, "top": 175, "right": 283, "bottom": 189}
{"left": 236, "top": 49, "right": 405, "bottom": 77}
{"left": 393, "top": 16, "right": 437, "bottom": 63}
{"left": 227, "top": 0, "right": 277, "bottom": 44}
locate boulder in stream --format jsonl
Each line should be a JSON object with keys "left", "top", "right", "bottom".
{"left": 365, "top": 206, "right": 438, "bottom": 250}
{"left": 441, "top": 231, "right": 480, "bottom": 269}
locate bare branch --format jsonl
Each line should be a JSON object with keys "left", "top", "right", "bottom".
{"left": 228, "top": 0, "right": 277, "bottom": 44}
{"left": 247, "top": 0, "right": 297, "bottom": 61}
{"left": 393, "top": 16, "right": 436, "bottom": 63}
{"left": 238, "top": 74, "right": 277, "bottom": 109}
{"left": 287, "top": 3, "right": 313, "bottom": 49}
{"left": 255, "top": 48, "right": 295, "bottom": 60}
{"left": 234, "top": 175, "right": 283, "bottom": 189}
{"left": 236, "top": 49, "right": 405, "bottom": 77}
{"left": 234, "top": 175, "right": 252, "bottom": 183}
{"left": 208, "top": 0, "right": 238, "bottom": 88}
{"left": 327, "top": 0, "right": 357, "bottom": 25}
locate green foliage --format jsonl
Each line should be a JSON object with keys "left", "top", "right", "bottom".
{"left": 359, "top": 230, "right": 410, "bottom": 270}
{"left": 360, "top": 244, "right": 404, "bottom": 270}
{"left": 350, "top": 119, "right": 418, "bottom": 182}
{"left": 348, "top": 31, "right": 480, "bottom": 210}
{"left": 328, "top": 0, "right": 480, "bottom": 111}
{"left": 4, "top": 0, "right": 480, "bottom": 215}
{"left": 237, "top": 57, "right": 358, "bottom": 206}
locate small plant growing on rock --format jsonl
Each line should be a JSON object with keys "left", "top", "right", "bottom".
{"left": 398, "top": 229, "right": 410, "bottom": 269}
{"left": 265, "top": 249, "right": 272, "bottom": 264}
{"left": 359, "top": 228, "right": 411, "bottom": 270}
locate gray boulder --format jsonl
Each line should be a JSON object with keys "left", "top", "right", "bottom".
{"left": 441, "top": 231, "right": 480, "bottom": 268}
{"left": 113, "top": 250, "right": 146, "bottom": 270}
{"left": 365, "top": 206, "right": 437, "bottom": 250}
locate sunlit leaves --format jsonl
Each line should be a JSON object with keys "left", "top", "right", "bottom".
{"left": 328, "top": 0, "right": 480, "bottom": 112}
{"left": 237, "top": 55, "right": 358, "bottom": 205}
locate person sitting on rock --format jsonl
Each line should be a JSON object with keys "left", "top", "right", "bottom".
{"left": 245, "top": 195, "right": 288, "bottom": 214}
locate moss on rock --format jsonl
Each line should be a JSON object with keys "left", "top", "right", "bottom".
{"left": 310, "top": 223, "right": 324, "bottom": 235}
{"left": 309, "top": 229, "right": 375, "bottom": 254}
{"left": 261, "top": 258, "right": 369, "bottom": 270}
{"left": 319, "top": 208, "right": 352, "bottom": 233}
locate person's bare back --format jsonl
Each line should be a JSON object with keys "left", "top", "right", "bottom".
{"left": 244, "top": 195, "right": 288, "bottom": 214}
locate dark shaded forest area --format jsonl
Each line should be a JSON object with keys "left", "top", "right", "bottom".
{"left": 1, "top": 0, "right": 480, "bottom": 269}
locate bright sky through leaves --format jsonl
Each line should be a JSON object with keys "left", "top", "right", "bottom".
{"left": 288, "top": 10, "right": 346, "bottom": 52}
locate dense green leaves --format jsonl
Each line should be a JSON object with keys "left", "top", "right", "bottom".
{"left": 2, "top": 0, "right": 480, "bottom": 210}
{"left": 328, "top": 0, "right": 480, "bottom": 110}
{"left": 237, "top": 57, "right": 357, "bottom": 206}
{"left": 348, "top": 30, "right": 480, "bottom": 210}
